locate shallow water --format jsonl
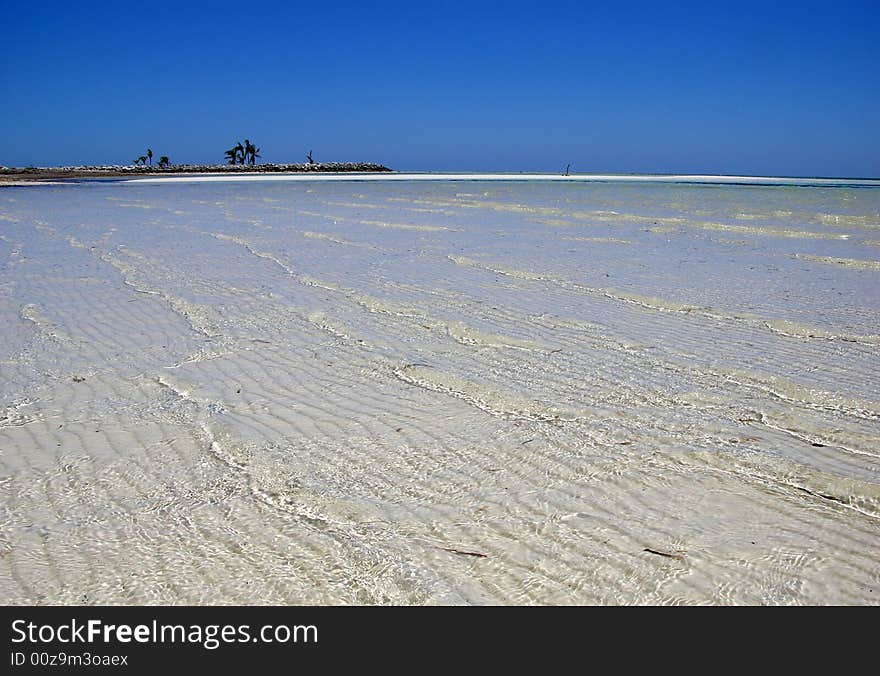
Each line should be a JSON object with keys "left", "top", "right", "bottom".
{"left": 1, "top": 176, "right": 879, "bottom": 604}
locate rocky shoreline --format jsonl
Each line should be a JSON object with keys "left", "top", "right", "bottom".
{"left": 0, "top": 162, "right": 392, "bottom": 183}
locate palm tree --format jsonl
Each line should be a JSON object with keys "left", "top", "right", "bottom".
{"left": 158, "top": 156, "right": 170, "bottom": 168}
{"left": 307, "top": 150, "right": 314, "bottom": 165}
{"left": 224, "top": 143, "right": 244, "bottom": 165}
{"left": 243, "top": 139, "right": 261, "bottom": 165}
{"left": 138, "top": 155, "right": 147, "bottom": 166}
{"left": 147, "top": 148, "right": 153, "bottom": 166}
{"left": 133, "top": 157, "right": 141, "bottom": 166}
{"left": 224, "top": 139, "right": 259, "bottom": 165}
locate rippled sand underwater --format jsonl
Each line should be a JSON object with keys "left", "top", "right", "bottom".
{"left": 1, "top": 177, "right": 879, "bottom": 605}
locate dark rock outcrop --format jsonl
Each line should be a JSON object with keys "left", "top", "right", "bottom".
{"left": 1, "top": 162, "right": 393, "bottom": 181}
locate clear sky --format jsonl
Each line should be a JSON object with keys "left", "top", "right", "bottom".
{"left": 2, "top": 1, "right": 878, "bottom": 176}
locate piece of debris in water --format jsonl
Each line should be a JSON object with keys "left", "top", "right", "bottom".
{"left": 439, "top": 547, "right": 488, "bottom": 558}
{"left": 643, "top": 547, "right": 685, "bottom": 560}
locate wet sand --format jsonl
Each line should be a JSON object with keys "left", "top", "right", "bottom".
{"left": 0, "top": 176, "right": 878, "bottom": 604}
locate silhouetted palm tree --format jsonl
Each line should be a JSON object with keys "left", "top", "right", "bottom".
{"left": 147, "top": 149, "right": 153, "bottom": 166}
{"left": 224, "top": 139, "right": 260, "bottom": 165}
{"left": 243, "top": 139, "right": 261, "bottom": 165}
{"left": 158, "top": 156, "right": 170, "bottom": 168}
{"left": 138, "top": 155, "right": 147, "bottom": 166}
{"left": 224, "top": 143, "right": 244, "bottom": 165}
{"left": 307, "top": 150, "right": 314, "bottom": 164}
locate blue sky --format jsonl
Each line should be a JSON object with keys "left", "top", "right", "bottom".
{"left": 2, "top": 1, "right": 878, "bottom": 175}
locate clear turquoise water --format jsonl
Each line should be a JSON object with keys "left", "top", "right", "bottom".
{"left": 1, "top": 177, "right": 878, "bottom": 604}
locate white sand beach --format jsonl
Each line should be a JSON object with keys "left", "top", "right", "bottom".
{"left": 1, "top": 176, "right": 878, "bottom": 604}
{"left": 132, "top": 172, "right": 880, "bottom": 187}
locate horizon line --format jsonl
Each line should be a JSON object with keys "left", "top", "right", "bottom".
{"left": 126, "top": 172, "right": 880, "bottom": 187}
{"left": 3, "top": 166, "right": 878, "bottom": 183}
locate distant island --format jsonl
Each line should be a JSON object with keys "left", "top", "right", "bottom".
{"left": 0, "top": 141, "right": 396, "bottom": 182}
{"left": 0, "top": 162, "right": 393, "bottom": 183}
